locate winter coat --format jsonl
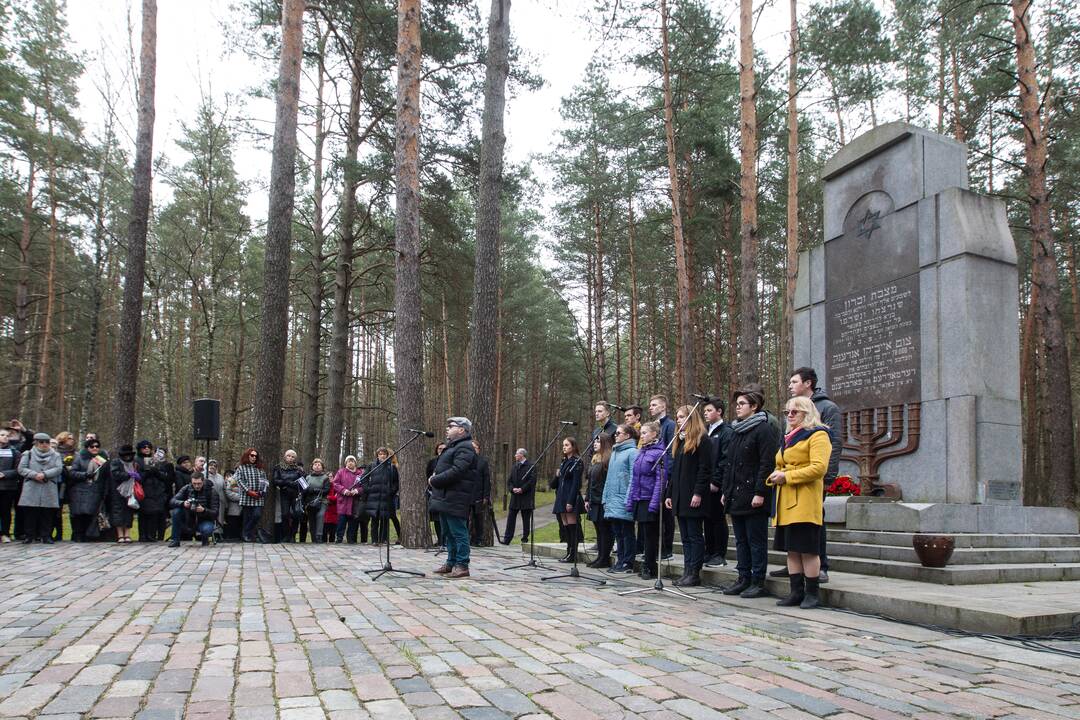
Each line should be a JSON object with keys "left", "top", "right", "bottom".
{"left": 585, "top": 460, "right": 608, "bottom": 522}
{"left": 224, "top": 477, "right": 242, "bottom": 517}
{"left": 362, "top": 461, "right": 399, "bottom": 517}
{"left": 474, "top": 455, "right": 492, "bottom": 504}
{"left": 170, "top": 482, "right": 220, "bottom": 523}
{"left": 428, "top": 435, "right": 478, "bottom": 519}
{"left": 303, "top": 472, "right": 330, "bottom": 507}
{"left": 658, "top": 415, "right": 676, "bottom": 457}
{"left": 506, "top": 460, "right": 536, "bottom": 511}
{"left": 722, "top": 419, "right": 779, "bottom": 516}
{"left": 552, "top": 456, "right": 585, "bottom": 515}
{"left": 602, "top": 440, "right": 638, "bottom": 522}
{"left": 811, "top": 388, "right": 843, "bottom": 485}
{"left": 331, "top": 467, "right": 364, "bottom": 517}
{"left": 173, "top": 466, "right": 193, "bottom": 497}
{"left": 137, "top": 458, "right": 171, "bottom": 515}
{"left": 667, "top": 437, "right": 715, "bottom": 519}
{"left": 105, "top": 458, "right": 140, "bottom": 527}
{"left": 17, "top": 447, "right": 63, "bottom": 508}
{"left": 0, "top": 445, "right": 21, "bottom": 492}
{"left": 324, "top": 487, "right": 339, "bottom": 526}
{"left": 628, "top": 441, "right": 667, "bottom": 515}
{"left": 273, "top": 463, "right": 306, "bottom": 507}
{"left": 56, "top": 443, "right": 77, "bottom": 503}
{"left": 773, "top": 427, "right": 830, "bottom": 527}
{"left": 206, "top": 472, "right": 227, "bottom": 525}
{"left": 66, "top": 449, "right": 108, "bottom": 516}
{"left": 706, "top": 422, "right": 734, "bottom": 519}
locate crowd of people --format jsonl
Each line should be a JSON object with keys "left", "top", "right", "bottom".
{"left": 0, "top": 367, "right": 842, "bottom": 605}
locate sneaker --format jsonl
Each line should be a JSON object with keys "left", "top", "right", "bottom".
{"left": 433, "top": 563, "right": 453, "bottom": 574}
{"left": 704, "top": 555, "right": 727, "bottom": 567}
{"left": 449, "top": 565, "right": 470, "bottom": 579}
{"left": 661, "top": 553, "right": 674, "bottom": 561}
{"left": 0, "top": 535, "right": 9, "bottom": 543}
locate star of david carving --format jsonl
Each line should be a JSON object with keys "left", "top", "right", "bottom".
{"left": 857, "top": 208, "right": 882, "bottom": 240}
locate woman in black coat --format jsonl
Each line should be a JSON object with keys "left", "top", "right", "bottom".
{"left": 272, "top": 450, "right": 305, "bottom": 542}
{"left": 552, "top": 437, "right": 585, "bottom": 563}
{"left": 363, "top": 447, "right": 399, "bottom": 543}
{"left": 135, "top": 441, "right": 169, "bottom": 541}
{"left": 584, "top": 432, "right": 614, "bottom": 568}
{"left": 664, "top": 406, "right": 715, "bottom": 587}
{"left": 66, "top": 440, "right": 107, "bottom": 541}
{"left": 106, "top": 445, "right": 140, "bottom": 542}
{"left": 721, "top": 390, "right": 780, "bottom": 598}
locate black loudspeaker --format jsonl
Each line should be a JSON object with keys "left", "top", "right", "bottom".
{"left": 193, "top": 399, "right": 221, "bottom": 441}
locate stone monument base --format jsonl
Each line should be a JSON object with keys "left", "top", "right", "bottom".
{"left": 845, "top": 501, "right": 1079, "bottom": 534}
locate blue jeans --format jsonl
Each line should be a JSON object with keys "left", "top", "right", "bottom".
{"left": 677, "top": 516, "right": 704, "bottom": 573}
{"left": 440, "top": 514, "right": 470, "bottom": 567}
{"left": 731, "top": 513, "right": 768, "bottom": 580}
{"left": 612, "top": 519, "right": 636, "bottom": 569}
{"left": 171, "top": 507, "right": 215, "bottom": 541}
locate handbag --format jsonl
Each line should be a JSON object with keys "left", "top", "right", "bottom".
{"left": 97, "top": 512, "right": 111, "bottom": 530}
{"left": 127, "top": 495, "right": 140, "bottom": 510}
{"left": 133, "top": 480, "right": 145, "bottom": 502}
{"left": 290, "top": 495, "right": 304, "bottom": 520}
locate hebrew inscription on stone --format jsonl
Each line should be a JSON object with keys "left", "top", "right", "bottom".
{"left": 826, "top": 273, "right": 920, "bottom": 411}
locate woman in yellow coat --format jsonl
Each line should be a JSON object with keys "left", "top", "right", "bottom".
{"left": 767, "top": 395, "right": 831, "bottom": 609}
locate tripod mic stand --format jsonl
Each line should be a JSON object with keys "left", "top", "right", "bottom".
{"left": 620, "top": 401, "right": 703, "bottom": 601}
{"left": 503, "top": 424, "right": 566, "bottom": 572}
{"left": 364, "top": 430, "right": 428, "bottom": 581}
{"left": 541, "top": 454, "right": 606, "bottom": 586}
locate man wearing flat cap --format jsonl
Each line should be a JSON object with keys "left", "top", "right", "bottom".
{"left": 428, "top": 417, "right": 479, "bottom": 578}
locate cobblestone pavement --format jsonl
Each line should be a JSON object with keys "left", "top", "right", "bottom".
{"left": 1, "top": 543, "right": 1078, "bottom": 720}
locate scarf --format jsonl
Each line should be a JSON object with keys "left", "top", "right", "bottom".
{"left": 731, "top": 411, "right": 768, "bottom": 435}
{"left": 31, "top": 447, "right": 54, "bottom": 464}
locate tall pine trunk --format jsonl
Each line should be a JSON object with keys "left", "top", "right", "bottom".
{"left": 323, "top": 17, "right": 364, "bottom": 467}
{"left": 393, "top": 0, "right": 428, "bottom": 547}
{"left": 112, "top": 0, "right": 157, "bottom": 448}
{"left": 468, "top": 0, "right": 511, "bottom": 546}
{"left": 1012, "top": 0, "right": 1077, "bottom": 508}
{"left": 737, "top": 0, "right": 760, "bottom": 387}
{"left": 253, "top": 0, "right": 305, "bottom": 531}
{"left": 660, "top": 0, "right": 695, "bottom": 398}
{"left": 781, "top": 0, "right": 798, "bottom": 388}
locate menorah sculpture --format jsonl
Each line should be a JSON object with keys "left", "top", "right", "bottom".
{"left": 840, "top": 403, "right": 921, "bottom": 498}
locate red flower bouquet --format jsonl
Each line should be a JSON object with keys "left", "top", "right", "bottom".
{"left": 826, "top": 475, "right": 861, "bottom": 496}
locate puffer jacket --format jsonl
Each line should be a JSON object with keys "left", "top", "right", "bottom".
{"left": 628, "top": 441, "right": 667, "bottom": 514}
{"left": 602, "top": 440, "right": 638, "bottom": 522}
{"left": 428, "top": 435, "right": 478, "bottom": 519}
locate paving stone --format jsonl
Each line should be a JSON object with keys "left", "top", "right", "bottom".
{"left": 761, "top": 687, "right": 841, "bottom": 717}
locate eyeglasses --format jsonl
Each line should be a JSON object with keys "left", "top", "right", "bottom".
{"left": 784, "top": 409, "right": 803, "bottom": 416}
{"left": 88, "top": 444, "right": 100, "bottom": 449}
{"left": 735, "top": 400, "right": 751, "bottom": 407}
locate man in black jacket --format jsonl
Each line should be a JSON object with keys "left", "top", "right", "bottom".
{"left": 169, "top": 472, "right": 219, "bottom": 547}
{"left": 501, "top": 448, "right": 535, "bottom": 545}
{"left": 703, "top": 397, "right": 733, "bottom": 567}
{"left": 429, "top": 418, "right": 479, "bottom": 578}
{"left": 0, "top": 429, "right": 21, "bottom": 543}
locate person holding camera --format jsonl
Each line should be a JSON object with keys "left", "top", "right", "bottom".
{"left": 168, "top": 471, "right": 219, "bottom": 547}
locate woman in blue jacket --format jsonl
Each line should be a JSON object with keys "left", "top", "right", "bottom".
{"left": 602, "top": 425, "right": 640, "bottom": 573}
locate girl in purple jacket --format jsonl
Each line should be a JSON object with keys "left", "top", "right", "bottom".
{"left": 627, "top": 421, "right": 668, "bottom": 579}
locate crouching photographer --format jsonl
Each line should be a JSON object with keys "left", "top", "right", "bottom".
{"left": 169, "top": 472, "right": 219, "bottom": 547}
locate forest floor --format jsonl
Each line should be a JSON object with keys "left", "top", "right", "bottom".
{"left": 0, "top": 542, "right": 1077, "bottom": 719}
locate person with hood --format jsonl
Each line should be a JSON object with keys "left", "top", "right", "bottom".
{"left": 135, "top": 440, "right": 169, "bottom": 542}
{"left": 773, "top": 367, "right": 842, "bottom": 584}
{"left": 363, "top": 448, "right": 399, "bottom": 544}
{"left": 105, "top": 444, "right": 141, "bottom": 543}
{"left": 429, "top": 417, "right": 479, "bottom": 578}
{"left": 602, "top": 424, "right": 639, "bottom": 573}
{"left": 66, "top": 438, "right": 108, "bottom": 541}
{"left": 770, "top": 395, "right": 832, "bottom": 609}
{"left": 627, "top": 421, "right": 668, "bottom": 579}
{"left": 272, "top": 449, "right": 305, "bottom": 542}
{"left": 235, "top": 448, "right": 268, "bottom": 542}
{"left": 168, "top": 471, "right": 219, "bottom": 547}
{"left": 0, "top": 428, "right": 22, "bottom": 542}
{"left": 332, "top": 455, "right": 364, "bottom": 543}
{"left": 664, "top": 406, "right": 715, "bottom": 587}
{"left": 721, "top": 390, "right": 780, "bottom": 598}
{"left": 16, "top": 433, "right": 63, "bottom": 543}
{"left": 300, "top": 458, "right": 330, "bottom": 543}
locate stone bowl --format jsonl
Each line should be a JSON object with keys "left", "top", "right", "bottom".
{"left": 912, "top": 534, "right": 955, "bottom": 568}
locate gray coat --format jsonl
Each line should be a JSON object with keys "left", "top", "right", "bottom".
{"left": 17, "top": 448, "right": 63, "bottom": 509}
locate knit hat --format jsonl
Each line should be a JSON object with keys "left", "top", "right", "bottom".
{"left": 344, "top": 455, "right": 357, "bottom": 465}
{"left": 136, "top": 439, "right": 154, "bottom": 452}
{"left": 447, "top": 416, "right": 472, "bottom": 433}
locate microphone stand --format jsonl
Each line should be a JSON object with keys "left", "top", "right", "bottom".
{"left": 363, "top": 430, "right": 429, "bottom": 581}
{"left": 503, "top": 424, "right": 569, "bottom": 572}
{"left": 620, "top": 400, "right": 703, "bottom": 601}
{"left": 541, "top": 453, "right": 606, "bottom": 586}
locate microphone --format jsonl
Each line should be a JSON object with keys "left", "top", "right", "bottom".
{"left": 690, "top": 393, "right": 712, "bottom": 402}
{"left": 559, "top": 420, "right": 578, "bottom": 426}
{"left": 407, "top": 428, "right": 435, "bottom": 437}
{"left": 607, "top": 402, "right": 627, "bottom": 412}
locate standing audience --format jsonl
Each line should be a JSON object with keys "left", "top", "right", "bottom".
{"left": 17, "top": 433, "right": 62, "bottom": 544}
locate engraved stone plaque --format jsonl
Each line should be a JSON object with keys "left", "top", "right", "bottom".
{"left": 826, "top": 273, "right": 921, "bottom": 411}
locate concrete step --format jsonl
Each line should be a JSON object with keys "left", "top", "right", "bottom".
{"left": 726, "top": 529, "right": 1080, "bottom": 549}
{"left": 530, "top": 543, "right": 1080, "bottom": 635}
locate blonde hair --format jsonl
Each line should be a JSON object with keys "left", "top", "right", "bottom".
{"left": 785, "top": 396, "right": 822, "bottom": 431}
{"left": 54, "top": 431, "right": 74, "bottom": 447}
{"left": 672, "top": 405, "right": 706, "bottom": 454}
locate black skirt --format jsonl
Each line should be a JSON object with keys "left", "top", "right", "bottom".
{"left": 773, "top": 521, "right": 820, "bottom": 554}
{"left": 633, "top": 499, "right": 657, "bottom": 523}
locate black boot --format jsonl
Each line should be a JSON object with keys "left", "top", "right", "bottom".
{"left": 776, "top": 573, "right": 805, "bottom": 606}
{"left": 721, "top": 576, "right": 750, "bottom": 595}
{"left": 739, "top": 577, "right": 769, "bottom": 598}
{"left": 559, "top": 542, "right": 573, "bottom": 562}
{"left": 679, "top": 571, "right": 701, "bottom": 587}
{"left": 770, "top": 567, "right": 790, "bottom": 577}
{"left": 672, "top": 572, "right": 691, "bottom": 587}
{"left": 801, "top": 576, "right": 821, "bottom": 609}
